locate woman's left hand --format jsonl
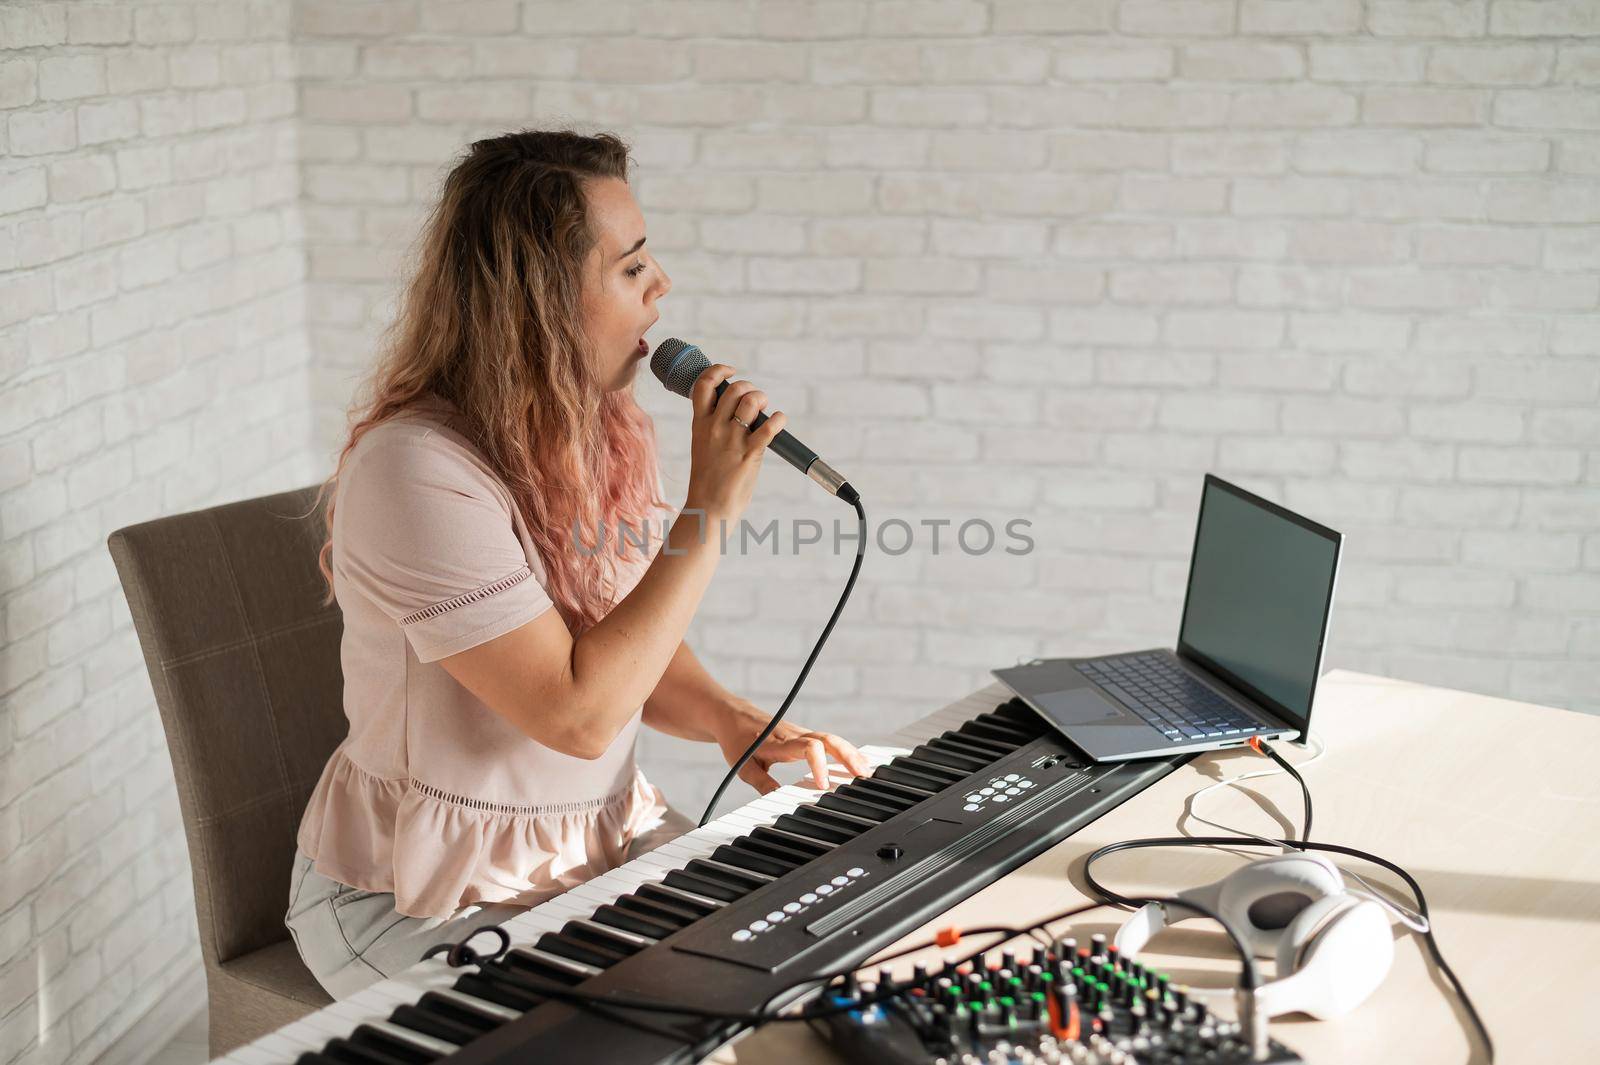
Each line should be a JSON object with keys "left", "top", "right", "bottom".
{"left": 712, "top": 702, "right": 872, "bottom": 795}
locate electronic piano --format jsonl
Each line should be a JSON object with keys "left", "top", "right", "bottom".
{"left": 219, "top": 684, "right": 1191, "bottom": 1065}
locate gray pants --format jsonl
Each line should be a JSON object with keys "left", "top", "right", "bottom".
{"left": 285, "top": 806, "right": 696, "bottom": 999}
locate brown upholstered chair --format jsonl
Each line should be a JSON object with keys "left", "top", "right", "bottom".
{"left": 109, "top": 485, "right": 343, "bottom": 1055}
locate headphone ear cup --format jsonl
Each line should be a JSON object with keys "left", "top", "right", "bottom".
{"left": 1223, "top": 853, "right": 1346, "bottom": 958}
{"left": 1267, "top": 896, "right": 1394, "bottom": 1020}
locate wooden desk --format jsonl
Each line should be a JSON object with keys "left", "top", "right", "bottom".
{"left": 715, "top": 670, "right": 1599, "bottom": 1065}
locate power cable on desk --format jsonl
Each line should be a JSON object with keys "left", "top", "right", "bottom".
{"left": 1188, "top": 733, "right": 1428, "bottom": 933}
{"left": 1084, "top": 737, "right": 1494, "bottom": 1065}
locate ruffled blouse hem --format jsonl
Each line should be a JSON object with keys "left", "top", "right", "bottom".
{"left": 296, "top": 748, "right": 669, "bottom": 919}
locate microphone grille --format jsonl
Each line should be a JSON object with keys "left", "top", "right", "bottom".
{"left": 650, "top": 337, "right": 709, "bottom": 399}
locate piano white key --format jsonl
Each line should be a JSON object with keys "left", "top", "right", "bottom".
{"left": 223, "top": 1045, "right": 284, "bottom": 1065}
{"left": 681, "top": 819, "right": 746, "bottom": 845}
{"left": 647, "top": 839, "right": 711, "bottom": 863}
{"left": 430, "top": 986, "right": 523, "bottom": 1024}
{"left": 500, "top": 909, "right": 577, "bottom": 944}
{"left": 364, "top": 1019, "right": 460, "bottom": 1057}
{"left": 371, "top": 958, "right": 481, "bottom": 1008}
{"left": 350, "top": 980, "right": 415, "bottom": 1010}
{"left": 892, "top": 720, "right": 957, "bottom": 746}
{"left": 895, "top": 703, "right": 975, "bottom": 743}
{"left": 562, "top": 865, "right": 652, "bottom": 904}
{"left": 227, "top": 688, "right": 1011, "bottom": 1064}
{"left": 629, "top": 850, "right": 691, "bottom": 875}
{"left": 253, "top": 1027, "right": 326, "bottom": 1061}
{"left": 299, "top": 1006, "right": 378, "bottom": 1042}
{"left": 502, "top": 897, "right": 592, "bottom": 938}
{"left": 660, "top": 826, "right": 735, "bottom": 854}
{"left": 560, "top": 882, "right": 625, "bottom": 911}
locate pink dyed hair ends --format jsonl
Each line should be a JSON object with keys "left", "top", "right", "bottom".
{"left": 312, "top": 129, "right": 666, "bottom": 636}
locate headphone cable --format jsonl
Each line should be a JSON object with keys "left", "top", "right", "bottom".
{"left": 1081, "top": 834, "right": 1493, "bottom": 1064}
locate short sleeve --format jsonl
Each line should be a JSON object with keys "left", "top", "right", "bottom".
{"left": 334, "top": 429, "right": 556, "bottom": 663}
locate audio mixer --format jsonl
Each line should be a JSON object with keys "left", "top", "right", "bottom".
{"left": 816, "top": 935, "right": 1301, "bottom": 1065}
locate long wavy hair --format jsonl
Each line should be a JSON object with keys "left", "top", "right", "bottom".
{"left": 313, "top": 129, "right": 666, "bottom": 635}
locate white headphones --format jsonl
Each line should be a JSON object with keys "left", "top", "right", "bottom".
{"left": 1112, "top": 852, "right": 1394, "bottom": 1020}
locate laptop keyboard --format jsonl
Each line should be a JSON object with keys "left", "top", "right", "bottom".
{"left": 1076, "top": 653, "right": 1268, "bottom": 743}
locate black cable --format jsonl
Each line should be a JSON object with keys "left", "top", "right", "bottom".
{"left": 698, "top": 495, "right": 867, "bottom": 827}
{"left": 1081, "top": 835, "right": 1494, "bottom": 1064}
{"left": 1255, "top": 739, "right": 1312, "bottom": 841}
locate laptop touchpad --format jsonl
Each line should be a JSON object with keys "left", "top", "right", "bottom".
{"left": 1032, "top": 688, "right": 1128, "bottom": 726}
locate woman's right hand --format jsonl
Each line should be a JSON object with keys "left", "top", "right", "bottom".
{"left": 684, "top": 364, "right": 788, "bottom": 523}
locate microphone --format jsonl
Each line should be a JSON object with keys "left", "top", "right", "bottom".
{"left": 651, "top": 337, "right": 858, "bottom": 506}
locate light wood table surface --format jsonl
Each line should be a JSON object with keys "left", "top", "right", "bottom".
{"left": 714, "top": 669, "right": 1599, "bottom": 1065}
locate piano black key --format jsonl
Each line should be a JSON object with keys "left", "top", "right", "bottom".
{"left": 387, "top": 1005, "right": 477, "bottom": 1046}
{"left": 960, "top": 718, "right": 1033, "bottom": 747}
{"left": 533, "top": 930, "right": 629, "bottom": 969}
{"left": 295, "top": 1054, "right": 339, "bottom": 1065}
{"left": 614, "top": 892, "right": 703, "bottom": 927}
{"left": 791, "top": 802, "right": 877, "bottom": 833}
{"left": 591, "top": 902, "right": 681, "bottom": 939}
{"left": 564, "top": 918, "right": 655, "bottom": 956}
{"left": 322, "top": 1037, "right": 410, "bottom": 1065}
{"left": 359, "top": 1021, "right": 459, "bottom": 1061}
{"left": 348, "top": 1027, "right": 441, "bottom": 1065}
{"left": 975, "top": 710, "right": 1040, "bottom": 740}
{"left": 871, "top": 762, "right": 947, "bottom": 793}
{"left": 749, "top": 824, "right": 834, "bottom": 857}
{"left": 845, "top": 777, "right": 926, "bottom": 807}
{"left": 637, "top": 881, "right": 724, "bottom": 915}
{"left": 663, "top": 867, "right": 749, "bottom": 902}
{"left": 892, "top": 755, "right": 967, "bottom": 784}
{"left": 503, "top": 946, "right": 604, "bottom": 985}
{"left": 453, "top": 972, "right": 542, "bottom": 1012}
{"left": 996, "top": 699, "right": 1047, "bottom": 729}
{"left": 687, "top": 857, "right": 775, "bottom": 890}
{"left": 772, "top": 811, "right": 854, "bottom": 845}
{"left": 711, "top": 843, "right": 795, "bottom": 878}
{"left": 816, "top": 791, "right": 897, "bottom": 822}
{"left": 476, "top": 959, "right": 575, "bottom": 1005}
{"left": 729, "top": 835, "right": 816, "bottom": 869}
{"left": 416, "top": 989, "right": 514, "bottom": 1031}
{"left": 828, "top": 783, "right": 911, "bottom": 816}
{"left": 921, "top": 729, "right": 1004, "bottom": 764}
{"left": 910, "top": 742, "right": 988, "bottom": 773}
{"left": 927, "top": 732, "right": 1010, "bottom": 762}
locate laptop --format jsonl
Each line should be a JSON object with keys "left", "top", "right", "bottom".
{"left": 992, "top": 474, "right": 1342, "bottom": 763}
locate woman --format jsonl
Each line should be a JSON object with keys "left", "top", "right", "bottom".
{"left": 285, "top": 129, "right": 871, "bottom": 999}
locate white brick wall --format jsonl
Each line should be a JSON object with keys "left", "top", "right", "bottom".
{"left": 290, "top": 0, "right": 1600, "bottom": 822}
{"left": 4, "top": 1, "right": 1599, "bottom": 1060}
{"left": 1, "top": 4, "right": 318, "bottom": 1064}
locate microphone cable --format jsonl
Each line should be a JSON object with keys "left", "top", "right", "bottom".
{"left": 698, "top": 494, "right": 868, "bottom": 827}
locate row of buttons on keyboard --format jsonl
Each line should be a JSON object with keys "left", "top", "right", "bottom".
{"left": 729, "top": 866, "right": 869, "bottom": 942}
{"left": 962, "top": 772, "right": 1035, "bottom": 812}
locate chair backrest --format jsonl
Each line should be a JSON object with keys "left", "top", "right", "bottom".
{"left": 108, "top": 485, "right": 346, "bottom": 966}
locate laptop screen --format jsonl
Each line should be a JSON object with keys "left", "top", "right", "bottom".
{"left": 1177, "top": 476, "right": 1342, "bottom": 734}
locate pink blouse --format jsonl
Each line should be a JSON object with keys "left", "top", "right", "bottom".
{"left": 297, "top": 394, "right": 671, "bottom": 918}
